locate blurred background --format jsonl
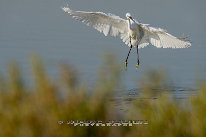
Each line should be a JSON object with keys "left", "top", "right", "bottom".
{"left": 1, "top": 0, "right": 206, "bottom": 136}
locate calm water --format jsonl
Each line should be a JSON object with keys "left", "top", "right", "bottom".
{"left": 0, "top": 0, "right": 206, "bottom": 98}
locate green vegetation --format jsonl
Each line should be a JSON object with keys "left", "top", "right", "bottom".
{"left": 0, "top": 56, "right": 205, "bottom": 137}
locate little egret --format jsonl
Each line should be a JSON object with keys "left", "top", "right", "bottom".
{"left": 62, "top": 6, "right": 191, "bottom": 70}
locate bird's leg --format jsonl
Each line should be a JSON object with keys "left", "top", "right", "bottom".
{"left": 125, "top": 37, "right": 133, "bottom": 71}
{"left": 125, "top": 45, "right": 133, "bottom": 71}
{"left": 136, "top": 45, "right": 140, "bottom": 69}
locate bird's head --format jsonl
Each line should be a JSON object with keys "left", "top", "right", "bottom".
{"left": 126, "top": 13, "right": 132, "bottom": 19}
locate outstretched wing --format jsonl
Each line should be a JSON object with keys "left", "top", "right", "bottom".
{"left": 62, "top": 7, "right": 129, "bottom": 42}
{"left": 140, "top": 24, "right": 191, "bottom": 48}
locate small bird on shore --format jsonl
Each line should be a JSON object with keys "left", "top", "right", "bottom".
{"left": 62, "top": 5, "right": 191, "bottom": 70}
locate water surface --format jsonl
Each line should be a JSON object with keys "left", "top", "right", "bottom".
{"left": 0, "top": 0, "right": 206, "bottom": 98}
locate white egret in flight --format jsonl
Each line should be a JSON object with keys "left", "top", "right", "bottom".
{"left": 62, "top": 6, "right": 191, "bottom": 70}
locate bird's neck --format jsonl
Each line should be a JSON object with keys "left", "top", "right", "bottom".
{"left": 128, "top": 19, "right": 135, "bottom": 29}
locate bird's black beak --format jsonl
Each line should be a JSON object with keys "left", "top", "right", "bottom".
{"left": 129, "top": 17, "right": 134, "bottom": 21}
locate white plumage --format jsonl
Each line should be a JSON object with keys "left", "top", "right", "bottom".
{"left": 62, "top": 6, "right": 191, "bottom": 49}
{"left": 62, "top": 5, "right": 191, "bottom": 70}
